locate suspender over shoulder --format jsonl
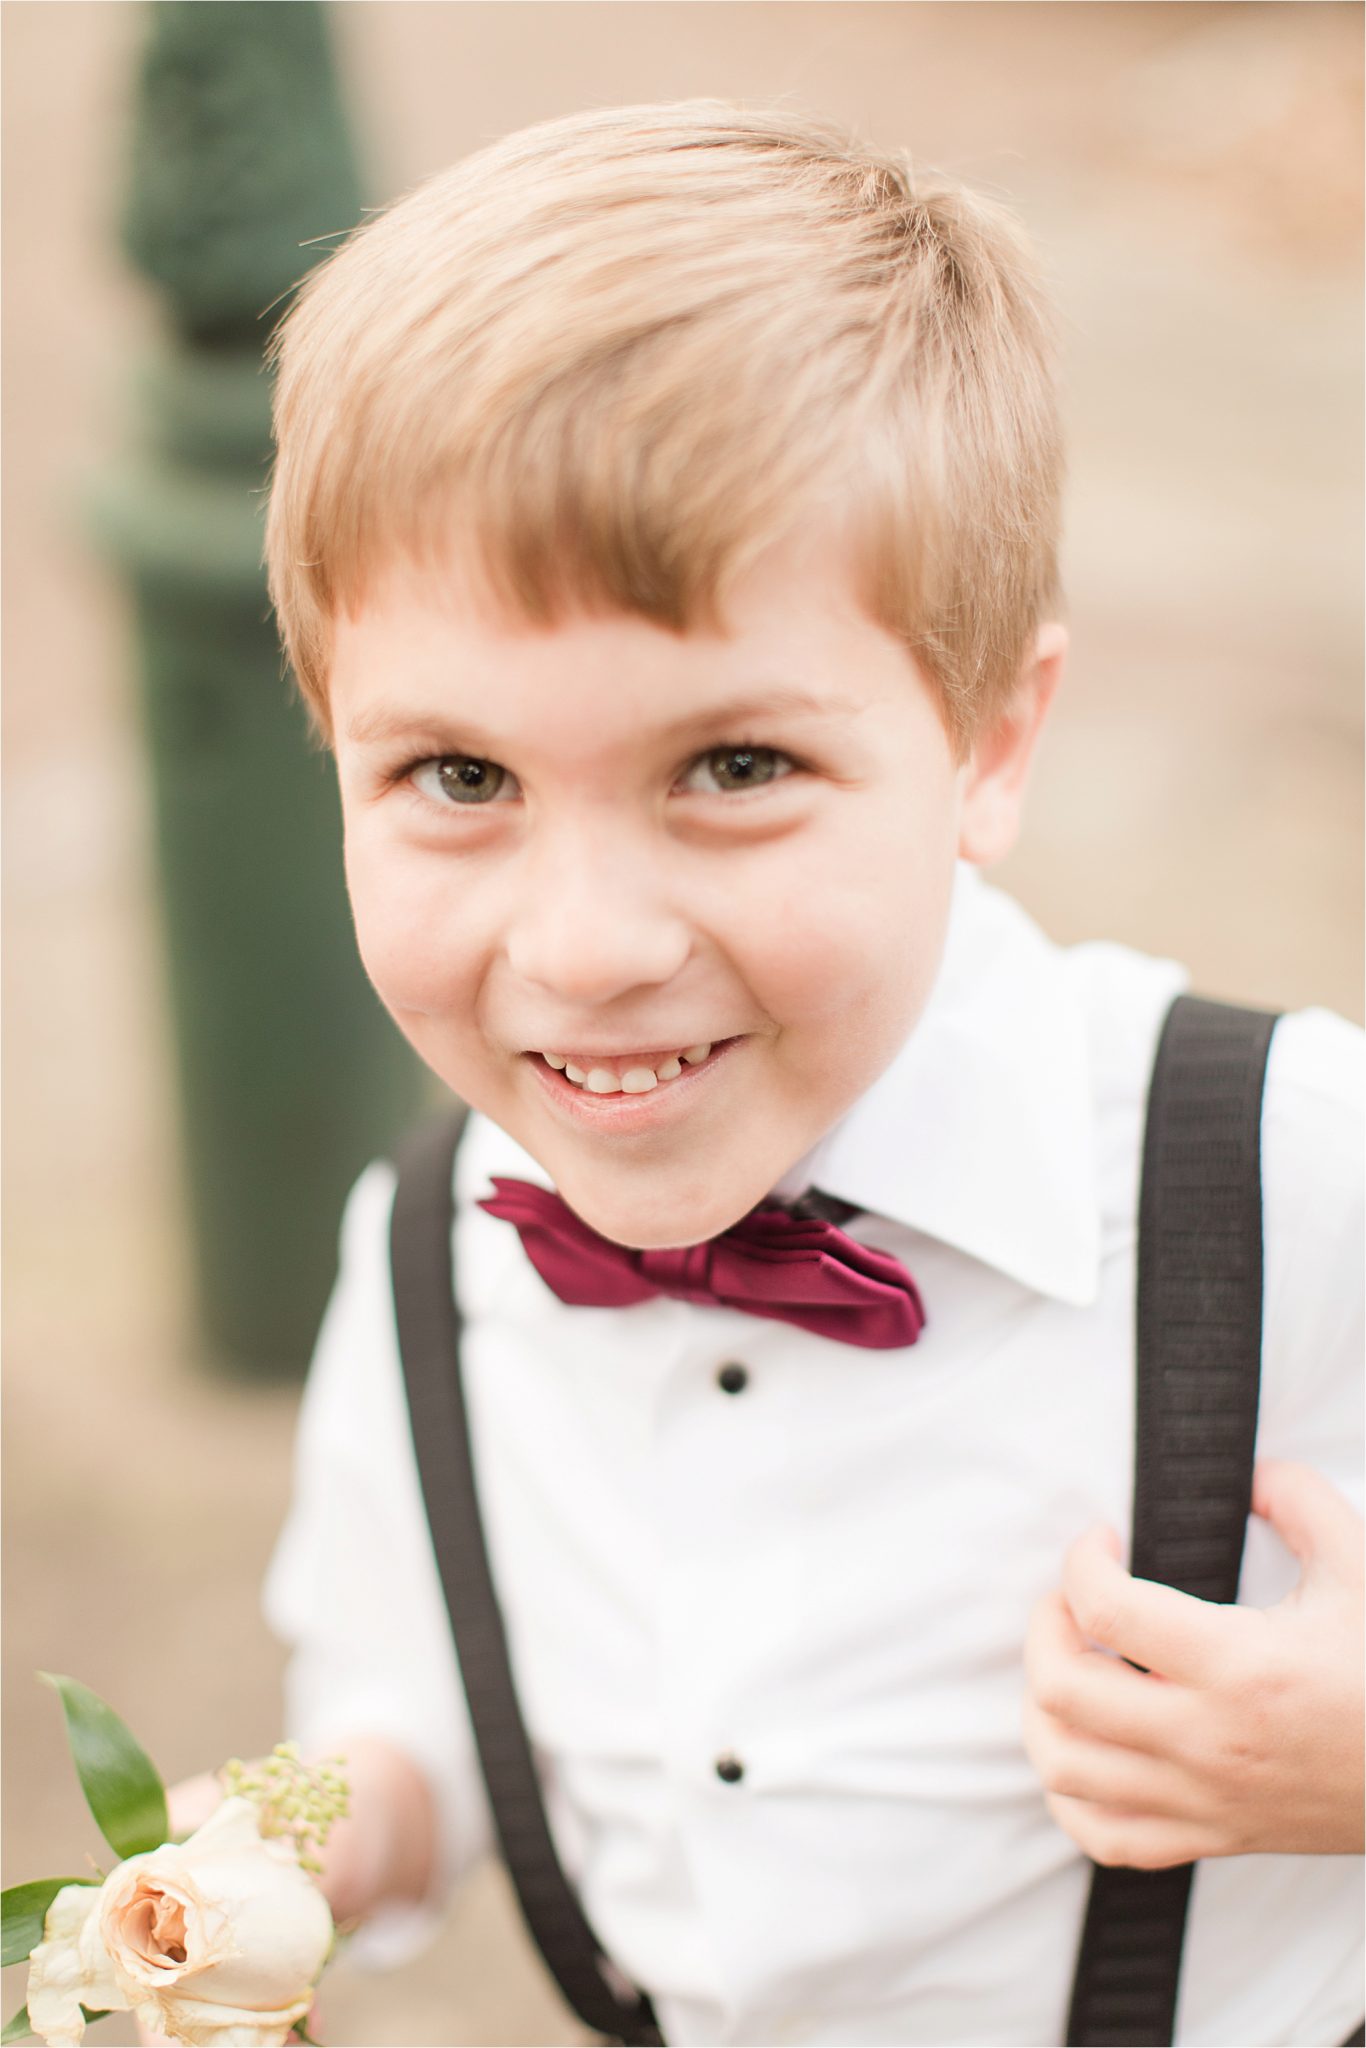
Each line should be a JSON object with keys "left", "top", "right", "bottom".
{"left": 390, "top": 1113, "right": 664, "bottom": 2047}
{"left": 390, "top": 992, "right": 1317, "bottom": 2048}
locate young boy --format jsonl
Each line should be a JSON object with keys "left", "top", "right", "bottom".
{"left": 187, "top": 103, "right": 1362, "bottom": 2044}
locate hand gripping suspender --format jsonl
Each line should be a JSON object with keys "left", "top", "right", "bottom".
{"left": 390, "top": 994, "right": 1361, "bottom": 2048}
{"left": 1065, "top": 993, "right": 1280, "bottom": 2046}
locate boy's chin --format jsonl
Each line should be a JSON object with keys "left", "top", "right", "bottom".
{"left": 557, "top": 1166, "right": 778, "bottom": 1250}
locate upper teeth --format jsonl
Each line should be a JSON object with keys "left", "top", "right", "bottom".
{"left": 546, "top": 1044, "right": 713, "bottom": 1093}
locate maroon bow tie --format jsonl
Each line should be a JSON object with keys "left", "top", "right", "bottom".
{"left": 477, "top": 1177, "right": 925, "bottom": 1349}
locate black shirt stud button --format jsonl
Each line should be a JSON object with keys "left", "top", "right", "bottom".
{"left": 714, "top": 1752, "right": 745, "bottom": 1784}
{"left": 717, "top": 1361, "right": 749, "bottom": 1395}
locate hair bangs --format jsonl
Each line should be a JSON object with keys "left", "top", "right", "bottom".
{"left": 266, "top": 101, "right": 1062, "bottom": 759}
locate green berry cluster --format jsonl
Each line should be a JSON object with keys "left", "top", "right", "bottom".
{"left": 220, "top": 1743, "right": 350, "bottom": 1874}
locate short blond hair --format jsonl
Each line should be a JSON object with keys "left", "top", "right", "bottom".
{"left": 266, "top": 101, "right": 1063, "bottom": 759}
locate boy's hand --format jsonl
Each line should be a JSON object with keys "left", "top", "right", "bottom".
{"left": 167, "top": 1769, "right": 228, "bottom": 1838}
{"left": 1022, "top": 1460, "right": 1364, "bottom": 1868}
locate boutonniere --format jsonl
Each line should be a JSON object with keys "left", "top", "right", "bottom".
{"left": 3, "top": 1676, "right": 346, "bottom": 2047}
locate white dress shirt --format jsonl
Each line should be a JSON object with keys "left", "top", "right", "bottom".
{"left": 263, "top": 864, "right": 1364, "bottom": 2047}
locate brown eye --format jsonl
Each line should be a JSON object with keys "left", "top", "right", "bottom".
{"left": 412, "top": 756, "right": 514, "bottom": 805}
{"left": 683, "top": 746, "right": 793, "bottom": 795}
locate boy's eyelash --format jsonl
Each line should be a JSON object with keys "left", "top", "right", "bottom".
{"left": 677, "top": 742, "right": 804, "bottom": 795}
{"left": 386, "top": 742, "right": 807, "bottom": 799}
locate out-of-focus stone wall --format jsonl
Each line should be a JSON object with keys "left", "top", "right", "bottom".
{"left": 3, "top": 6, "right": 1360, "bottom": 2043}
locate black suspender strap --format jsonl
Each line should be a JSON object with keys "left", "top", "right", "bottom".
{"left": 390, "top": 1109, "right": 664, "bottom": 2048}
{"left": 1066, "top": 993, "right": 1280, "bottom": 2048}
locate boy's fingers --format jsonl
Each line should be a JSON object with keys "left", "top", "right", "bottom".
{"left": 1023, "top": 1698, "right": 1194, "bottom": 1818}
{"left": 1044, "top": 1792, "right": 1212, "bottom": 1871}
{"left": 1061, "top": 1526, "right": 1230, "bottom": 1685}
{"left": 1251, "top": 1460, "right": 1364, "bottom": 1588}
{"left": 1025, "top": 1588, "right": 1185, "bottom": 1755}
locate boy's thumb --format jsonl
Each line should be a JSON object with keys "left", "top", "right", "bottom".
{"left": 1251, "top": 1459, "right": 1364, "bottom": 1588}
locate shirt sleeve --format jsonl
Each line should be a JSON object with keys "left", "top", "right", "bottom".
{"left": 261, "top": 1159, "right": 493, "bottom": 1966}
{"left": 1244, "top": 1002, "right": 1365, "bottom": 1597}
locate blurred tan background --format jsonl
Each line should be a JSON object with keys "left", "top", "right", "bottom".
{"left": 3, "top": 5, "right": 1361, "bottom": 2044}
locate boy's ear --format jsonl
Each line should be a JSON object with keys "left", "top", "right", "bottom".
{"left": 956, "top": 622, "right": 1067, "bottom": 867}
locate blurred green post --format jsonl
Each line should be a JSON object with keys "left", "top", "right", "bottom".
{"left": 87, "top": 1, "right": 425, "bottom": 1378}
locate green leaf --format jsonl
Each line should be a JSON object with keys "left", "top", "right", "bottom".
{"left": 38, "top": 1673, "right": 168, "bottom": 1861}
{"left": 1, "top": 1879, "right": 96, "bottom": 1967}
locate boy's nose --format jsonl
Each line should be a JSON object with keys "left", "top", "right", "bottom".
{"left": 502, "top": 842, "right": 693, "bottom": 1003}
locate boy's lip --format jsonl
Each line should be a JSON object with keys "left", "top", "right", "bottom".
{"left": 522, "top": 1036, "right": 742, "bottom": 1127}
{"left": 521, "top": 1039, "right": 723, "bottom": 1065}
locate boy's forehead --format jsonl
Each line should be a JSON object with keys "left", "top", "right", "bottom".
{"left": 331, "top": 517, "right": 913, "bottom": 742}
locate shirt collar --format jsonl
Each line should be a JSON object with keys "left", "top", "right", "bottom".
{"left": 776, "top": 863, "right": 1101, "bottom": 1307}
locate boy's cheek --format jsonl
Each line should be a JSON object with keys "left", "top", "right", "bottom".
{"left": 344, "top": 857, "right": 480, "bottom": 1022}
{"left": 784, "top": 853, "right": 955, "bottom": 1041}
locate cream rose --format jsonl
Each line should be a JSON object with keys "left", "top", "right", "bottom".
{"left": 25, "top": 1884, "right": 128, "bottom": 2048}
{"left": 26, "top": 1798, "right": 334, "bottom": 2048}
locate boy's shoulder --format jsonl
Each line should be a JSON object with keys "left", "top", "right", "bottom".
{"left": 1047, "top": 919, "right": 1362, "bottom": 1508}
{"left": 1263, "top": 996, "right": 1364, "bottom": 1126}
{"left": 961, "top": 879, "right": 1361, "bottom": 1270}
{"left": 1260, "top": 1000, "right": 1364, "bottom": 1284}
{"left": 979, "top": 858, "right": 1356, "bottom": 1125}
{"left": 1057, "top": 917, "right": 1362, "bottom": 1226}
{"left": 1057, "top": 912, "right": 1362, "bottom": 1157}
{"left": 1258, "top": 1001, "right": 1364, "bottom": 1484}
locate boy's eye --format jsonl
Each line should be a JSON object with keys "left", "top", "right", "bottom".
{"left": 410, "top": 756, "right": 519, "bottom": 805}
{"left": 680, "top": 746, "right": 795, "bottom": 795}
{"left": 401, "top": 745, "right": 796, "bottom": 809}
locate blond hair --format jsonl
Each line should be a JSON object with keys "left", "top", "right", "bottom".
{"left": 266, "top": 101, "right": 1063, "bottom": 759}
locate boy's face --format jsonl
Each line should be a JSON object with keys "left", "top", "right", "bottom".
{"left": 330, "top": 527, "right": 1060, "bottom": 1247}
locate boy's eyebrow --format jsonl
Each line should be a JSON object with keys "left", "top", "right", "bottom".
{"left": 344, "top": 683, "right": 859, "bottom": 752}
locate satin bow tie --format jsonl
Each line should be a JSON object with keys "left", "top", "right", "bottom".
{"left": 478, "top": 1178, "right": 926, "bottom": 1350}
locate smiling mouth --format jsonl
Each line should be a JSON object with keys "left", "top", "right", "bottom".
{"left": 525, "top": 1038, "right": 734, "bottom": 1097}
